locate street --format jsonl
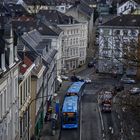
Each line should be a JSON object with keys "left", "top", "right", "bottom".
{"left": 59, "top": 67, "right": 140, "bottom": 140}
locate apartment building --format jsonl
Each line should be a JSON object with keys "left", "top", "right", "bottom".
{"left": 0, "top": 17, "right": 20, "bottom": 140}
{"left": 18, "top": 51, "right": 35, "bottom": 140}
{"left": 38, "top": 10, "right": 88, "bottom": 72}
{"left": 98, "top": 15, "right": 140, "bottom": 74}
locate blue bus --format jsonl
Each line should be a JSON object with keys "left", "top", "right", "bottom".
{"left": 66, "top": 82, "right": 85, "bottom": 97}
{"left": 61, "top": 96, "right": 79, "bottom": 129}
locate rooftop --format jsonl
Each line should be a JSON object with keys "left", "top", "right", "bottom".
{"left": 38, "top": 10, "right": 79, "bottom": 25}
{"left": 101, "top": 15, "right": 140, "bottom": 27}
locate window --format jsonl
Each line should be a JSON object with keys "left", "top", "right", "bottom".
{"left": 114, "top": 30, "right": 120, "bottom": 35}
{"left": 67, "top": 30, "right": 69, "bottom": 35}
{"left": 123, "top": 30, "right": 128, "bottom": 36}
{"left": 4, "top": 90, "right": 6, "bottom": 113}
{"left": 76, "top": 38, "right": 78, "bottom": 44}
{"left": 28, "top": 76, "right": 30, "bottom": 94}
{"left": 70, "top": 39, "right": 72, "bottom": 45}
{"left": 20, "top": 119, "right": 23, "bottom": 137}
{"left": 0, "top": 93, "right": 2, "bottom": 118}
{"left": 73, "top": 38, "right": 75, "bottom": 44}
{"left": 61, "top": 7, "right": 64, "bottom": 10}
{"left": 15, "top": 78, "right": 18, "bottom": 98}
{"left": 46, "top": 45, "right": 48, "bottom": 52}
{"left": 130, "top": 29, "right": 137, "bottom": 36}
{"left": 24, "top": 82, "right": 26, "bottom": 100}
{"left": 26, "top": 79, "right": 28, "bottom": 97}
{"left": 70, "top": 49, "right": 72, "bottom": 56}
{"left": 20, "top": 86, "right": 22, "bottom": 106}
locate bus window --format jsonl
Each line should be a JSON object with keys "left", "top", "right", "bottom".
{"left": 63, "top": 115, "right": 77, "bottom": 124}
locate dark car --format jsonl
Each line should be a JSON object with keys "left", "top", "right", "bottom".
{"left": 88, "top": 62, "right": 95, "bottom": 68}
{"left": 87, "top": 59, "right": 97, "bottom": 68}
{"left": 71, "top": 75, "right": 79, "bottom": 82}
{"left": 114, "top": 84, "right": 124, "bottom": 93}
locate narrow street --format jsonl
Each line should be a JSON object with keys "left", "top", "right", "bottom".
{"left": 59, "top": 67, "right": 140, "bottom": 140}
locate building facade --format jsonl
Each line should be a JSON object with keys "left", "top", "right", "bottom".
{"left": 60, "top": 23, "right": 88, "bottom": 72}
{"left": 38, "top": 10, "right": 88, "bottom": 72}
{"left": 0, "top": 19, "right": 20, "bottom": 140}
{"left": 18, "top": 52, "right": 35, "bottom": 140}
{"left": 117, "top": 0, "right": 140, "bottom": 15}
{"left": 98, "top": 15, "right": 140, "bottom": 74}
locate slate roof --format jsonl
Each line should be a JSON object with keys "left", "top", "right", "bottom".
{"left": 4, "top": 3, "right": 28, "bottom": 17}
{"left": 0, "top": 4, "right": 8, "bottom": 14}
{"left": 12, "top": 15, "right": 61, "bottom": 36}
{"left": 82, "top": 0, "right": 97, "bottom": 5}
{"left": 0, "top": 37, "right": 5, "bottom": 54}
{"left": 101, "top": 15, "right": 140, "bottom": 27}
{"left": 38, "top": 10, "right": 79, "bottom": 25}
{"left": 45, "top": 0, "right": 77, "bottom": 5}
{"left": 77, "top": 1, "right": 94, "bottom": 17}
{"left": 118, "top": 0, "right": 140, "bottom": 5}
{"left": 23, "top": 0, "right": 48, "bottom": 5}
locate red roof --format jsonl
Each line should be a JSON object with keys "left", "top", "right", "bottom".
{"left": 20, "top": 56, "right": 33, "bottom": 74}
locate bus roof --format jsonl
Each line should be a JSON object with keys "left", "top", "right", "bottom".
{"left": 67, "top": 82, "right": 85, "bottom": 93}
{"left": 62, "top": 96, "right": 78, "bottom": 113}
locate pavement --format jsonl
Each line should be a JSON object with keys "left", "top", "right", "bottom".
{"left": 39, "top": 65, "right": 87, "bottom": 140}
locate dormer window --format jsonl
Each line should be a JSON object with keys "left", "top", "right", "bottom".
{"left": 5, "top": 47, "right": 10, "bottom": 66}
{"left": 46, "top": 45, "right": 48, "bottom": 52}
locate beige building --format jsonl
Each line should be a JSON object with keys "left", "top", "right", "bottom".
{"left": 18, "top": 53, "right": 35, "bottom": 140}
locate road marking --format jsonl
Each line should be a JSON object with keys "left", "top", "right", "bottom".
{"left": 118, "top": 114, "right": 120, "bottom": 119}
{"left": 120, "top": 122, "right": 123, "bottom": 126}
{"left": 98, "top": 105, "right": 104, "bottom": 131}
{"left": 111, "top": 128, "right": 114, "bottom": 134}
{"left": 80, "top": 101, "right": 82, "bottom": 140}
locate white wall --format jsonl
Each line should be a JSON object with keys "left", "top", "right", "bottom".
{"left": 58, "top": 22, "right": 88, "bottom": 71}
{"left": 0, "top": 66, "right": 19, "bottom": 140}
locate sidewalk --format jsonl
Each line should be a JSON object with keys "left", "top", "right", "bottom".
{"left": 39, "top": 81, "right": 71, "bottom": 140}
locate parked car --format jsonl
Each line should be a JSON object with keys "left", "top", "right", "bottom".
{"left": 71, "top": 75, "right": 79, "bottom": 82}
{"left": 87, "top": 59, "right": 97, "bottom": 68}
{"left": 114, "top": 84, "right": 124, "bottom": 92}
{"left": 76, "top": 76, "right": 84, "bottom": 82}
{"left": 120, "top": 77, "right": 136, "bottom": 84}
{"left": 129, "top": 87, "right": 140, "bottom": 94}
{"left": 85, "top": 78, "right": 92, "bottom": 84}
{"left": 61, "top": 75, "right": 69, "bottom": 80}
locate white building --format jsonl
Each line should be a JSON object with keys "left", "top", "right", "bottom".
{"left": 98, "top": 15, "right": 140, "bottom": 74}
{"left": 38, "top": 10, "right": 88, "bottom": 73}
{"left": 117, "top": 0, "right": 140, "bottom": 15}
{"left": 60, "top": 23, "right": 88, "bottom": 71}
{"left": 66, "top": 1, "right": 94, "bottom": 46}
{"left": 0, "top": 20, "right": 20, "bottom": 140}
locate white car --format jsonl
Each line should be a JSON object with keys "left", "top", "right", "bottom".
{"left": 61, "top": 75, "right": 69, "bottom": 80}
{"left": 129, "top": 87, "right": 140, "bottom": 94}
{"left": 85, "top": 78, "right": 92, "bottom": 83}
{"left": 120, "top": 77, "right": 136, "bottom": 84}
